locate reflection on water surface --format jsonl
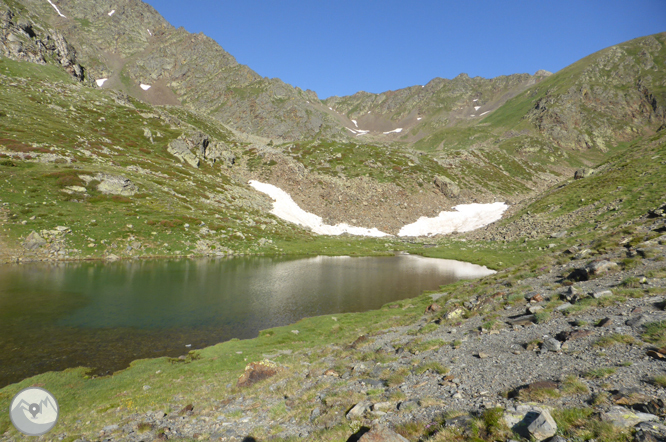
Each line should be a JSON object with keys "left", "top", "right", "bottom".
{"left": 0, "top": 255, "right": 493, "bottom": 387}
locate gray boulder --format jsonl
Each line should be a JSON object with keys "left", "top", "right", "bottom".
{"left": 167, "top": 139, "right": 200, "bottom": 168}
{"left": 23, "top": 231, "right": 46, "bottom": 250}
{"left": 574, "top": 168, "right": 593, "bottom": 179}
{"left": 600, "top": 406, "right": 659, "bottom": 427}
{"left": 80, "top": 173, "right": 137, "bottom": 196}
{"left": 433, "top": 175, "right": 460, "bottom": 198}
{"left": 527, "top": 409, "right": 558, "bottom": 441}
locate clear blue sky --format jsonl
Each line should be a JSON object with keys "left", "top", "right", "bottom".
{"left": 144, "top": 1, "right": 665, "bottom": 99}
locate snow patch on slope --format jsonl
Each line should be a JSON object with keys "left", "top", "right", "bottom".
{"left": 383, "top": 128, "right": 403, "bottom": 134}
{"left": 46, "top": 0, "right": 66, "bottom": 17}
{"left": 96, "top": 78, "right": 108, "bottom": 87}
{"left": 108, "top": 10, "right": 115, "bottom": 16}
{"left": 479, "top": 111, "right": 491, "bottom": 116}
{"left": 474, "top": 106, "right": 481, "bottom": 111}
{"left": 140, "top": 84, "right": 152, "bottom": 91}
{"left": 250, "top": 181, "right": 507, "bottom": 238}
{"left": 351, "top": 119, "right": 358, "bottom": 127}
{"left": 398, "top": 203, "right": 508, "bottom": 237}
{"left": 248, "top": 181, "right": 390, "bottom": 237}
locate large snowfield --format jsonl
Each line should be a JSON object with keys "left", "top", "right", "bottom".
{"left": 249, "top": 181, "right": 507, "bottom": 238}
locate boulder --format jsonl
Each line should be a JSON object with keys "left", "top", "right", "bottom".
{"left": 574, "top": 168, "right": 593, "bottom": 179}
{"left": 167, "top": 139, "right": 200, "bottom": 168}
{"left": 527, "top": 409, "right": 558, "bottom": 441}
{"left": 346, "top": 400, "right": 372, "bottom": 419}
{"left": 79, "top": 173, "right": 137, "bottom": 196}
{"left": 600, "top": 406, "right": 659, "bottom": 428}
{"left": 542, "top": 336, "right": 561, "bottom": 352}
{"left": 23, "top": 231, "right": 46, "bottom": 250}
{"left": 96, "top": 174, "right": 137, "bottom": 196}
{"left": 357, "top": 425, "right": 408, "bottom": 442}
{"left": 433, "top": 175, "right": 460, "bottom": 198}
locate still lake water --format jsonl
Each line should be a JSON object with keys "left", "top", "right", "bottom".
{"left": 0, "top": 255, "right": 493, "bottom": 387}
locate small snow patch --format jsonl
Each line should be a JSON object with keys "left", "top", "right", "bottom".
{"left": 140, "top": 84, "right": 152, "bottom": 91}
{"left": 474, "top": 106, "right": 481, "bottom": 111}
{"left": 96, "top": 78, "right": 108, "bottom": 87}
{"left": 399, "top": 203, "right": 508, "bottom": 237}
{"left": 345, "top": 127, "right": 357, "bottom": 134}
{"left": 108, "top": 9, "right": 115, "bottom": 16}
{"left": 470, "top": 115, "right": 476, "bottom": 117}
{"left": 383, "top": 128, "right": 403, "bottom": 134}
{"left": 329, "top": 107, "right": 333, "bottom": 110}
{"left": 417, "top": 117, "right": 422, "bottom": 121}
{"left": 473, "top": 99, "right": 478, "bottom": 102}
{"left": 147, "top": 29, "right": 152, "bottom": 36}
{"left": 351, "top": 119, "right": 358, "bottom": 127}
{"left": 479, "top": 111, "right": 491, "bottom": 116}
{"left": 248, "top": 181, "right": 390, "bottom": 237}
{"left": 47, "top": 0, "right": 66, "bottom": 17}
{"left": 355, "top": 129, "right": 369, "bottom": 136}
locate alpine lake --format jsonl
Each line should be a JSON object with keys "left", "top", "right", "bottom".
{"left": 0, "top": 254, "right": 494, "bottom": 387}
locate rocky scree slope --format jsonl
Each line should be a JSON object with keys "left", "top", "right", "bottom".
{"left": 1, "top": 214, "right": 666, "bottom": 442}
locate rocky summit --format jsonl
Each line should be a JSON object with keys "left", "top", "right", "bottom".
{"left": 0, "top": 0, "right": 666, "bottom": 441}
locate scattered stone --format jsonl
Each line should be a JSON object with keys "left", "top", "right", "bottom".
{"left": 424, "top": 303, "right": 441, "bottom": 314}
{"left": 507, "top": 315, "right": 536, "bottom": 326}
{"left": 527, "top": 409, "right": 558, "bottom": 441}
{"left": 397, "top": 400, "right": 419, "bottom": 411}
{"left": 556, "top": 302, "right": 573, "bottom": 311}
{"left": 346, "top": 401, "right": 372, "bottom": 419}
{"left": 477, "top": 352, "right": 490, "bottom": 359}
{"left": 541, "top": 336, "right": 561, "bottom": 352}
{"left": 592, "top": 290, "right": 613, "bottom": 299}
{"left": 627, "top": 314, "right": 666, "bottom": 328}
{"left": 612, "top": 387, "right": 650, "bottom": 406}
{"left": 360, "top": 379, "right": 386, "bottom": 388}
{"left": 446, "top": 308, "right": 465, "bottom": 319}
{"left": 357, "top": 425, "right": 409, "bottom": 442}
{"left": 597, "top": 317, "right": 613, "bottom": 327}
{"left": 372, "top": 402, "right": 394, "bottom": 412}
{"left": 528, "top": 305, "right": 544, "bottom": 314}
{"left": 600, "top": 406, "right": 659, "bottom": 427}
{"left": 102, "top": 424, "right": 119, "bottom": 432}
{"left": 80, "top": 173, "right": 137, "bottom": 196}
{"left": 444, "top": 414, "right": 473, "bottom": 429}
{"left": 556, "top": 330, "right": 593, "bottom": 341}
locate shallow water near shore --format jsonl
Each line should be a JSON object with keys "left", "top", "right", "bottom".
{"left": 0, "top": 254, "right": 493, "bottom": 387}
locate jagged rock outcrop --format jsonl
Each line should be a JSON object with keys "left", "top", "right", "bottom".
{"left": 433, "top": 175, "right": 460, "bottom": 198}
{"left": 0, "top": 3, "right": 83, "bottom": 80}
{"left": 167, "top": 132, "right": 236, "bottom": 168}
{"left": 79, "top": 173, "right": 138, "bottom": 196}
{"left": 526, "top": 35, "right": 666, "bottom": 150}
